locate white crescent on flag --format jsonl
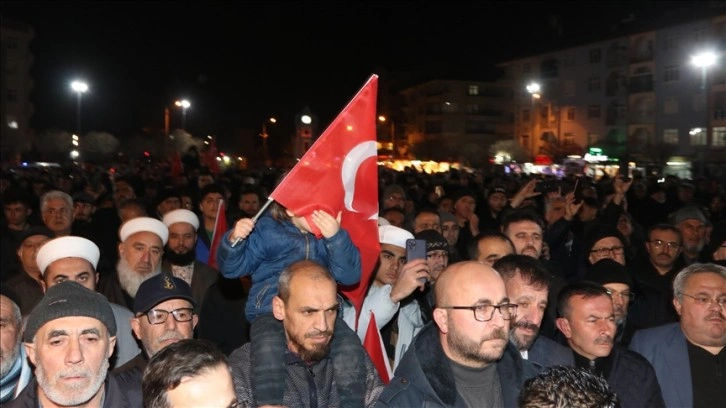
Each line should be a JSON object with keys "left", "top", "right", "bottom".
{"left": 342, "top": 140, "right": 378, "bottom": 221}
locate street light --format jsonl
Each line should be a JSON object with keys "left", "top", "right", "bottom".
{"left": 691, "top": 51, "right": 718, "bottom": 175}
{"left": 175, "top": 99, "right": 191, "bottom": 130}
{"left": 70, "top": 80, "right": 88, "bottom": 136}
{"left": 260, "top": 117, "right": 277, "bottom": 163}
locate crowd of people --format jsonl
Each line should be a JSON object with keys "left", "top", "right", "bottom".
{"left": 0, "top": 159, "right": 725, "bottom": 407}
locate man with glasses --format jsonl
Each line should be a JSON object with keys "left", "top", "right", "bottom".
{"left": 672, "top": 206, "right": 708, "bottom": 265}
{"left": 630, "top": 224, "right": 685, "bottom": 329}
{"left": 115, "top": 273, "right": 198, "bottom": 375}
{"left": 377, "top": 261, "right": 536, "bottom": 407}
{"left": 555, "top": 281, "right": 664, "bottom": 407}
{"left": 630, "top": 263, "right": 726, "bottom": 408}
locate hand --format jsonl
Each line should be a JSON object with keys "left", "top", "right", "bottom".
{"left": 563, "top": 192, "right": 583, "bottom": 221}
{"left": 229, "top": 218, "right": 255, "bottom": 243}
{"left": 390, "top": 259, "right": 431, "bottom": 304}
{"left": 612, "top": 177, "right": 633, "bottom": 205}
{"left": 467, "top": 213, "right": 480, "bottom": 236}
{"left": 311, "top": 210, "right": 341, "bottom": 238}
{"left": 510, "top": 179, "right": 541, "bottom": 208}
{"left": 545, "top": 188, "right": 562, "bottom": 202}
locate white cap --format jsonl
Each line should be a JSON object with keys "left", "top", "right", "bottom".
{"left": 162, "top": 209, "right": 200, "bottom": 231}
{"left": 37, "top": 236, "right": 100, "bottom": 275}
{"left": 377, "top": 217, "right": 390, "bottom": 226}
{"left": 119, "top": 217, "right": 169, "bottom": 245}
{"left": 379, "top": 225, "right": 414, "bottom": 249}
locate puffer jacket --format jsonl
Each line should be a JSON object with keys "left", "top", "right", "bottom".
{"left": 217, "top": 214, "right": 361, "bottom": 321}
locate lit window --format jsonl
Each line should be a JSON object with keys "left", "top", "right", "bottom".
{"left": 713, "top": 127, "right": 726, "bottom": 146}
{"left": 468, "top": 85, "right": 479, "bottom": 96}
{"left": 689, "top": 128, "right": 707, "bottom": 146}
{"left": 663, "top": 129, "right": 679, "bottom": 144}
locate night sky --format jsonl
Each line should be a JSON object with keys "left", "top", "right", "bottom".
{"left": 1, "top": 1, "right": 708, "bottom": 153}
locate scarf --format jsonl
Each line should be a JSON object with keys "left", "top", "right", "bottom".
{"left": 0, "top": 353, "right": 22, "bottom": 403}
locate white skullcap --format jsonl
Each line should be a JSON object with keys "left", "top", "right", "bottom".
{"left": 119, "top": 217, "right": 169, "bottom": 245}
{"left": 377, "top": 217, "right": 390, "bottom": 226}
{"left": 379, "top": 225, "right": 414, "bottom": 249}
{"left": 162, "top": 209, "right": 200, "bottom": 231}
{"left": 37, "top": 236, "right": 100, "bottom": 275}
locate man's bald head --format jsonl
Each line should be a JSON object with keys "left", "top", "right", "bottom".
{"left": 435, "top": 261, "right": 505, "bottom": 307}
{"left": 278, "top": 260, "right": 337, "bottom": 303}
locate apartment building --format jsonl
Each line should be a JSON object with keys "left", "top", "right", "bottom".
{"left": 0, "top": 18, "right": 34, "bottom": 163}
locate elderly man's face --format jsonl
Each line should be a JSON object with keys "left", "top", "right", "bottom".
{"left": 0, "top": 296, "right": 21, "bottom": 377}
{"left": 603, "top": 283, "right": 631, "bottom": 325}
{"left": 42, "top": 198, "right": 73, "bottom": 235}
{"left": 131, "top": 299, "right": 198, "bottom": 357}
{"left": 25, "top": 316, "right": 115, "bottom": 407}
{"left": 427, "top": 249, "right": 449, "bottom": 281}
{"left": 557, "top": 295, "right": 616, "bottom": 360}
{"left": 678, "top": 219, "right": 705, "bottom": 255}
{"left": 674, "top": 272, "right": 726, "bottom": 350}
{"left": 505, "top": 274, "right": 548, "bottom": 352}
{"left": 588, "top": 237, "right": 626, "bottom": 265}
{"left": 117, "top": 231, "right": 164, "bottom": 297}
{"left": 434, "top": 263, "right": 510, "bottom": 367}
{"left": 273, "top": 270, "right": 338, "bottom": 362}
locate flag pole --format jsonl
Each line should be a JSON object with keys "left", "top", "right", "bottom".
{"left": 230, "top": 198, "right": 274, "bottom": 247}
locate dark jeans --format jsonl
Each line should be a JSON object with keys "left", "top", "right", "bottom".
{"left": 250, "top": 314, "right": 367, "bottom": 407}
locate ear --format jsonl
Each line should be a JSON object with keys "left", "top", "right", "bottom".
{"left": 118, "top": 242, "right": 125, "bottom": 257}
{"left": 40, "top": 280, "right": 47, "bottom": 294}
{"left": 192, "top": 314, "right": 199, "bottom": 329}
{"left": 673, "top": 296, "right": 683, "bottom": 317}
{"left": 107, "top": 336, "right": 117, "bottom": 357}
{"left": 95, "top": 273, "right": 100, "bottom": 285}
{"left": 433, "top": 308, "right": 449, "bottom": 334}
{"left": 130, "top": 317, "right": 142, "bottom": 340}
{"left": 272, "top": 296, "right": 285, "bottom": 321}
{"left": 24, "top": 343, "right": 36, "bottom": 366}
{"left": 285, "top": 209, "right": 295, "bottom": 218}
{"left": 556, "top": 317, "right": 572, "bottom": 339}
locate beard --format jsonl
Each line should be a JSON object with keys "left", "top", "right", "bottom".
{"left": 147, "top": 330, "right": 187, "bottom": 357}
{"left": 510, "top": 320, "right": 540, "bottom": 351}
{"left": 36, "top": 356, "right": 109, "bottom": 406}
{"left": 289, "top": 329, "right": 333, "bottom": 363}
{"left": 117, "top": 256, "right": 160, "bottom": 298}
{"left": 164, "top": 246, "right": 196, "bottom": 266}
{"left": 0, "top": 341, "right": 21, "bottom": 377}
{"left": 447, "top": 319, "right": 508, "bottom": 365}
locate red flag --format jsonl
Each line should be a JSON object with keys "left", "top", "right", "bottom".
{"left": 206, "top": 139, "right": 220, "bottom": 175}
{"left": 207, "top": 199, "right": 227, "bottom": 269}
{"left": 170, "top": 151, "right": 182, "bottom": 178}
{"left": 269, "top": 75, "right": 380, "bottom": 318}
{"left": 363, "top": 312, "right": 392, "bottom": 383}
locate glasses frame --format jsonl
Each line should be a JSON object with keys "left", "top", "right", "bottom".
{"left": 648, "top": 240, "right": 681, "bottom": 251}
{"left": 141, "top": 307, "right": 195, "bottom": 325}
{"left": 437, "top": 303, "right": 518, "bottom": 322}
{"left": 606, "top": 288, "right": 634, "bottom": 300}
{"left": 678, "top": 292, "right": 726, "bottom": 308}
{"left": 589, "top": 246, "right": 625, "bottom": 256}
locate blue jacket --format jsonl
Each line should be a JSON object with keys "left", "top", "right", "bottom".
{"left": 629, "top": 323, "right": 691, "bottom": 408}
{"left": 217, "top": 214, "right": 361, "bottom": 321}
{"left": 376, "top": 322, "right": 538, "bottom": 407}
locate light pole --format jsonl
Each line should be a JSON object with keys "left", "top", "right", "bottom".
{"left": 70, "top": 80, "right": 88, "bottom": 136}
{"left": 691, "top": 51, "right": 717, "bottom": 176}
{"left": 526, "top": 82, "right": 541, "bottom": 157}
{"left": 175, "top": 99, "right": 191, "bottom": 131}
{"left": 260, "top": 117, "right": 277, "bottom": 163}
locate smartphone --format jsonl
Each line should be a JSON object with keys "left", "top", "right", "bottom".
{"left": 534, "top": 180, "right": 558, "bottom": 194}
{"left": 406, "top": 239, "right": 427, "bottom": 263}
{"left": 573, "top": 177, "right": 584, "bottom": 204}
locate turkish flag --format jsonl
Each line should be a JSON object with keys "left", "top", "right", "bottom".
{"left": 269, "top": 75, "right": 380, "bottom": 318}
{"left": 363, "top": 312, "right": 392, "bottom": 383}
{"left": 207, "top": 199, "right": 227, "bottom": 269}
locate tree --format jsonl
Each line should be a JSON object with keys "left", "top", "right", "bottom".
{"left": 489, "top": 140, "right": 528, "bottom": 163}
{"left": 82, "top": 131, "right": 120, "bottom": 162}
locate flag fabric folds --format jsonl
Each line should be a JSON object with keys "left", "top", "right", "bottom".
{"left": 362, "top": 312, "right": 392, "bottom": 383}
{"left": 268, "top": 75, "right": 381, "bottom": 318}
{"left": 207, "top": 199, "right": 227, "bottom": 269}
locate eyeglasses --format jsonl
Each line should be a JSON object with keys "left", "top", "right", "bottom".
{"left": 590, "top": 246, "right": 624, "bottom": 257}
{"left": 678, "top": 293, "right": 726, "bottom": 308}
{"left": 141, "top": 307, "right": 194, "bottom": 325}
{"left": 606, "top": 289, "right": 634, "bottom": 300}
{"left": 438, "top": 303, "right": 518, "bottom": 322}
{"left": 648, "top": 240, "right": 681, "bottom": 251}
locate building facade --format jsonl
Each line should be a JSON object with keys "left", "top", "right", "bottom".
{"left": 397, "top": 79, "right": 512, "bottom": 166}
{"left": 0, "top": 18, "right": 34, "bottom": 163}
{"left": 499, "top": 13, "right": 726, "bottom": 169}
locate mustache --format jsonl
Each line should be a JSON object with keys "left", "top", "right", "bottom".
{"left": 305, "top": 329, "right": 333, "bottom": 339}
{"left": 513, "top": 320, "right": 539, "bottom": 332}
{"left": 158, "top": 331, "right": 185, "bottom": 343}
{"left": 594, "top": 335, "right": 614, "bottom": 345}
{"left": 483, "top": 328, "right": 508, "bottom": 342}
{"left": 706, "top": 312, "right": 725, "bottom": 321}
{"left": 57, "top": 367, "right": 91, "bottom": 380}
